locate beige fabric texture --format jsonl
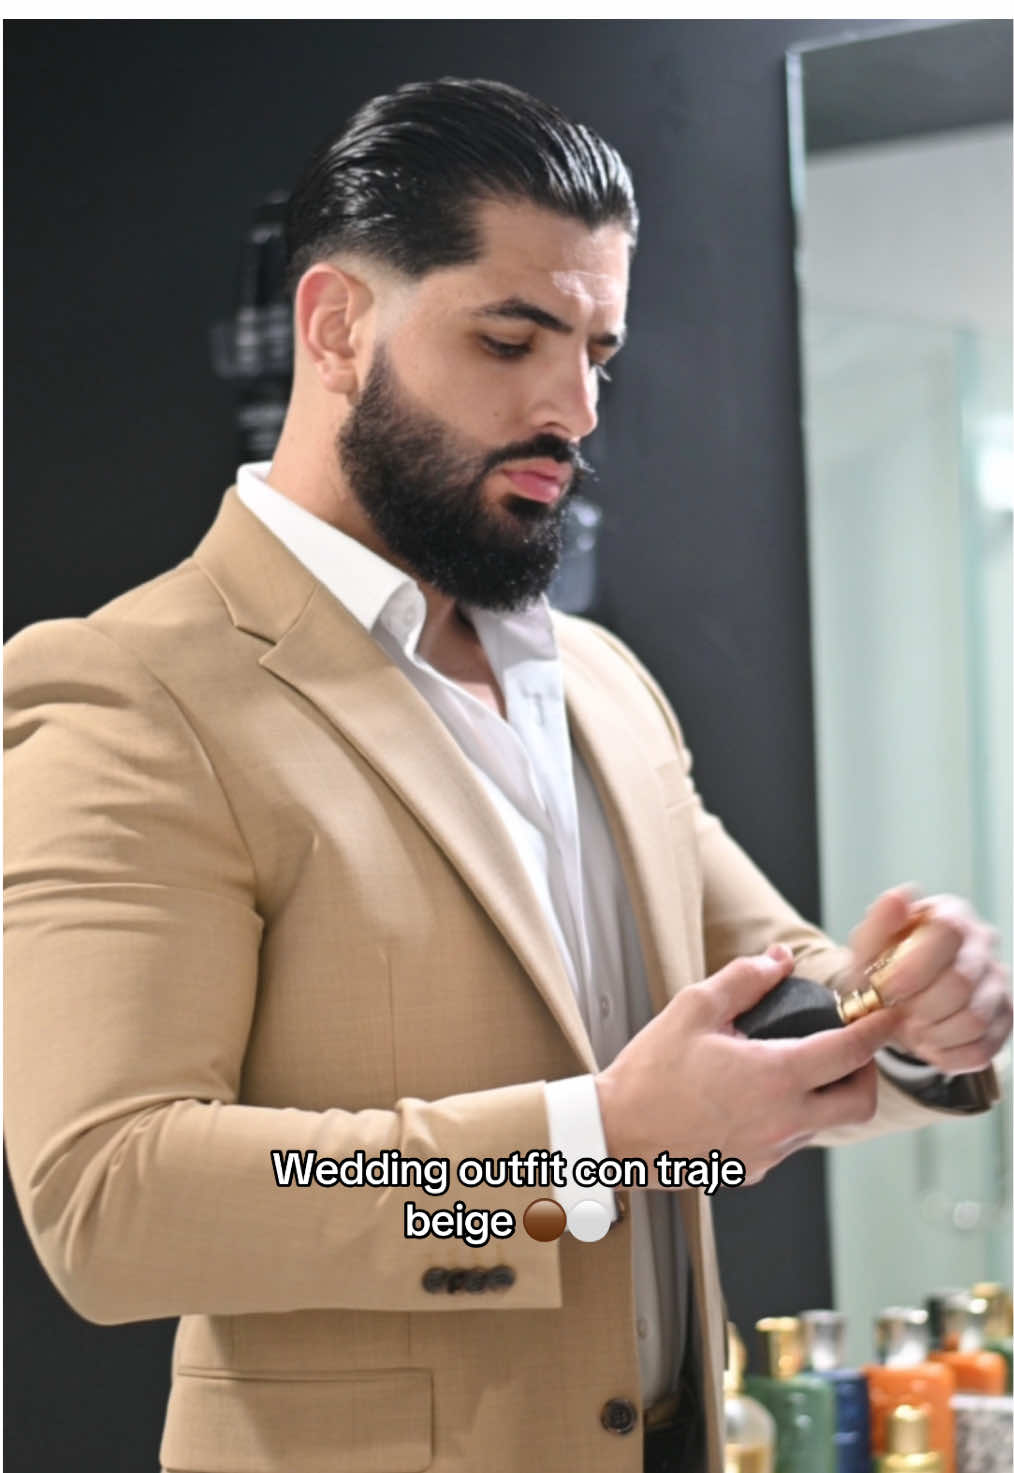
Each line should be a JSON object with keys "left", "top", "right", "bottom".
{"left": 4, "top": 488, "right": 994, "bottom": 1473}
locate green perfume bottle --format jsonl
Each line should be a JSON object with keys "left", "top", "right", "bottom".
{"left": 744, "top": 1316, "right": 835, "bottom": 1473}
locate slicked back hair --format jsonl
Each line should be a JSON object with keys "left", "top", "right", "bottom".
{"left": 284, "top": 77, "right": 638, "bottom": 293}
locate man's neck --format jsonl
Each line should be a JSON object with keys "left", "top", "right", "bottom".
{"left": 264, "top": 450, "right": 469, "bottom": 656}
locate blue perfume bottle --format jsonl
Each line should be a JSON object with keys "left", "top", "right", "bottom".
{"left": 799, "top": 1310, "right": 872, "bottom": 1473}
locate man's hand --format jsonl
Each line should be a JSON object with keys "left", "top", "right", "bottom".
{"left": 847, "top": 886, "right": 1012, "bottom": 1074}
{"left": 594, "top": 946, "right": 898, "bottom": 1187}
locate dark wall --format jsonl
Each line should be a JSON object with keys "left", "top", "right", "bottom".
{"left": 5, "top": 20, "right": 888, "bottom": 1469}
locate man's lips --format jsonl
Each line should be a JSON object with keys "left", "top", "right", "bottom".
{"left": 497, "top": 463, "right": 571, "bottom": 503}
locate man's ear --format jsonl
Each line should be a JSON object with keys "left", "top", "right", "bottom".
{"left": 294, "top": 263, "right": 374, "bottom": 397}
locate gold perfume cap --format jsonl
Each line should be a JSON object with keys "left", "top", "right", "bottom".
{"left": 836, "top": 912, "right": 933, "bottom": 1022}
{"left": 724, "top": 1322, "right": 747, "bottom": 1394}
{"left": 881, "top": 1403, "right": 944, "bottom": 1472}
{"left": 755, "top": 1317, "right": 803, "bottom": 1379}
{"left": 938, "top": 1291, "right": 988, "bottom": 1352}
{"left": 971, "top": 1282, "right": 1013, "bottom": 1339}
{"left": 875, "top": 1308, "right": 930, "bottom": 1366}
{"left": 887, "top": 1403, "right": 932, "bottom": 1453}
{"left": 799, "top": 1309, "right": 847, "bottom": 1371}
{"left": 836, "top": 981, "right": 886, "bottom": 1024}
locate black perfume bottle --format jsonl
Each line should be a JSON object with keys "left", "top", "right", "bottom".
{"left": 734, "top": 975, "right": 844, "bottom": 1040}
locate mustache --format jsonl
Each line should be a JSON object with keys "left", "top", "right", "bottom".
{"left": 481, "top": 434, "right": 597, "bottom": 482}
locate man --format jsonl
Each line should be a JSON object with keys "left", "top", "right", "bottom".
{"left": 5, "top": 78, "right": 1010, "bottom": 1473}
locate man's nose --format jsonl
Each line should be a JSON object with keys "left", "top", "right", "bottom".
{"left": 531, "top": 362, "right": 599, "bottom": 443}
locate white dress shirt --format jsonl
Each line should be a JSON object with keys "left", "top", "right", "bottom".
{"left": 236, "top": 462, "right": 689, "bottom": 1406}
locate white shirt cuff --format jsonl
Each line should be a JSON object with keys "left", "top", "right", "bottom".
{"left": 544, "top": 1074, "right": 618, "bottom": 1223}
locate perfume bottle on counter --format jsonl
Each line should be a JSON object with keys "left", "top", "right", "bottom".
{"left": 878, "top": 1404, "right": 943, "bottom": 1473}
{"left": 971, "top": 1283, "right": 1013, "bottom": 1393}
{"left": 799, "top": 1309, "right": 872, "bottom": 1473}
{"left": 744, "top": 1316, "right": 835, "bottom": 1473}
{"left": 724, "top": 1322, "right": 776, "bottom": 1473}
{"left": 928, "top": 1293, "right": 1008, "bottom": 1395}
{"left": 864, "top": 1309, "right": 955, "bottom": 1473}
{"left": 925, "top": 1292, "right": 965, "bottom": 1353}
{"left": 951, "top": 1392, "right": 1014, "bottom": 1473}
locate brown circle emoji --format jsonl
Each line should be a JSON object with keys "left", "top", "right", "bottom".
{"left": 523, "top": 1198, "right": 566, "bottom": 1242}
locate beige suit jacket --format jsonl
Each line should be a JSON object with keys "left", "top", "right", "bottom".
{"left": 4, "top": 488, "right": 994, "bottom": 1473}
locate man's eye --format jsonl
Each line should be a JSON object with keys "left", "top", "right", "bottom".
{"left": 481, "top": 337, "right": 530, "bottom": 359}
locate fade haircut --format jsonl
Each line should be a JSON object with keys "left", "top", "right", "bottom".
{"left": 284, "top": 77, "right": 638, "bottom": 293}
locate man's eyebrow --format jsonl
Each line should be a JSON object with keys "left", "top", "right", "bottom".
{"left": 470, "top": 296, "right": 626, "bottom": 349}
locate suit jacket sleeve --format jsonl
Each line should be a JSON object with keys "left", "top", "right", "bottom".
{"left": 581, "top": 621, "right": 999, "bottom": 1144}
{"left": 4, "top": 619, "right": 562, "bottom": 1325}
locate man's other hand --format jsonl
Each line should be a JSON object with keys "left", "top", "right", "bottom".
{"left": 848, "top": 886, "right": 1012, "bottom": 1075}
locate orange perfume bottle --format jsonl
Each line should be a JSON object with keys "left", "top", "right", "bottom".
{"left": 864, "top": 1309, "right": 955, "bottom": 1473}
{"left": 928, "top": 1292, "right": 1008, "bottom": 1394}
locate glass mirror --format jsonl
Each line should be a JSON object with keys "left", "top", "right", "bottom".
{"left": 787, "top": 20, "right": 1012, "bottom": 1363}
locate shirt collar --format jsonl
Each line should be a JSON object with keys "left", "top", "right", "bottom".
{"left": 236, "top": 461, "right": 415, "bottom": 634}
{"left": 235, "top": 461, "right": 559, "bottom": 666}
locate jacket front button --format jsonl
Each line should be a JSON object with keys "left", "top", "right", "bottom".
{"left": 485, "top": 1265, "right": 515, "bottom": 1291}
{"left": 600, "top": 1398, "right": 638, "bottom": 1435}
{"left": 421, "top": 1268, "right": 449, "bottom": 1294}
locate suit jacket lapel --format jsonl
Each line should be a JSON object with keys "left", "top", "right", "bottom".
{"left": 194, "top": 488, "right": 597, "bottom": 1074}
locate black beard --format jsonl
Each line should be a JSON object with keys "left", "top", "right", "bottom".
{"left": 337, "top": 346, "right": 587, "bottom": 612}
